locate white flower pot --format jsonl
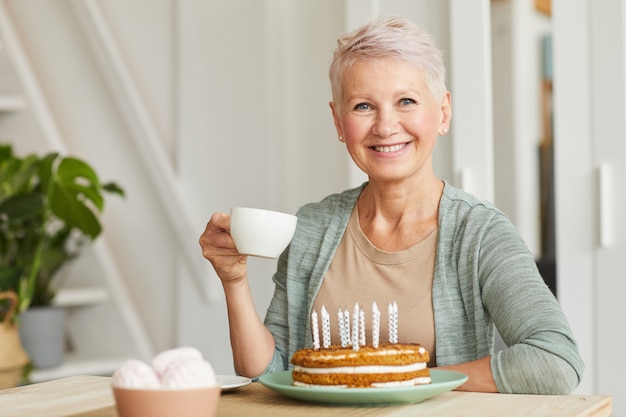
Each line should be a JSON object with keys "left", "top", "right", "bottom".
{"left": 19, "top": 306, "right": 65, "bottom": 369}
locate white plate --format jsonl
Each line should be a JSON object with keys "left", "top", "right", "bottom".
{"left": 217, "top": 375, "right": 252, "bottom": 390}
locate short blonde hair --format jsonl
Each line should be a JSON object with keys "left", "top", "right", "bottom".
{"left": 329, "top": 16, "right": 447, "bottom": 105}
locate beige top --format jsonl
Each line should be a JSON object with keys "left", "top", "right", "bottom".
{"left": 312, "top": 206, "right": 437, "bottom": 365}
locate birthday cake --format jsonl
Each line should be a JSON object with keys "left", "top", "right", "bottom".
{"left": 291, "top": 342, "right": 430, "bottom": 388}
{"left": 291, "top": 302, "right": 431, "bottom": 388}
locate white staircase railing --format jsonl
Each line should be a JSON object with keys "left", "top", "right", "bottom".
{"left": 71, "top": 0, "right": 215, "bottom": 301}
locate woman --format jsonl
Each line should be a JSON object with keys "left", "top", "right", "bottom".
{"left": 199, "top": 16, "right": 584, "bottom": 394}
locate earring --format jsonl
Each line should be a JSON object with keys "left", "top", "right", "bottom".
{"left": 338, "top": 136, "right": 344, "bottom": 142}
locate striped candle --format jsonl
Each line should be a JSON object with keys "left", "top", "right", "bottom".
{"left": 321, "top": 306, "right": 331, "bottom": 348}
{"left": 311, "top": 310, "right": 320, "bottom": 350}
{"left": 372, "top": 302, "right": 381, "bottom": 348}
{"left": 352, "top": 303, "right": 360, "bottom": 351}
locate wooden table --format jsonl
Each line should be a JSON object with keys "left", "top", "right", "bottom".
{"left": 0, "top": 375, "right": 613, "bottom": 417}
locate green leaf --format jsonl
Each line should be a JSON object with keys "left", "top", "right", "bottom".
{"left": 0, "top": 266, "right": 21, "bottom": 292}
{"left": 0, "top": 192, "right": 45, "bottom": 223}
{"left": 1, "top": 154, "right": 41, "bottom": 199}
{"left": 37, "top": 152, "right": 59, "bottom": 193}
{"left": 31, "top": 242, "right": 71, "bottom": 306}
{"left": 0, "top": 159, "right": 20, "bottom": 189}
{"left": 56, "top": 157, "right": 104, "bottom": 211}
{"left": 102, "top": 181, "right": 125, "bottom": 198}
{"left": 49, "top": 181, "right": 102, "bottom": 239}
{"left": 46, "top": 156, "right": 108, "bottom": 239}
{"left": 0, "top": 144, "right": 12, "bottom": 162}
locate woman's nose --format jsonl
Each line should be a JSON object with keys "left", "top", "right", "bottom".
{"left": 372, "top": 108, "right": 399, "bottom": 138}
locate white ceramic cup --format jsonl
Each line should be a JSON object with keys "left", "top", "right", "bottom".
{"left": 229, "top": 207, "right": 297, "bottom": 258}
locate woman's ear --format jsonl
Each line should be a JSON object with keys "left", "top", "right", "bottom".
{"left": 438, "top": 92, "right": 452, "bottom": 135}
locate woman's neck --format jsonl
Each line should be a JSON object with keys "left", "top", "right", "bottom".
{"left": 357, "top": 177, "right": 444, "bottom": 251}
{"left": 359, "top": 176, "right": 443, "bottom": 218}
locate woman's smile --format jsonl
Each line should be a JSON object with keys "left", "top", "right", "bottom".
{"left": 371, "top": 142, "right": 411, "bottom": 154}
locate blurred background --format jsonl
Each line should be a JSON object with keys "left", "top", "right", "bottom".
{"left": 0, "top": 0, "right": 623, "bottom": 413}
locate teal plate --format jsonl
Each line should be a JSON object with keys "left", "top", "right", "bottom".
{"left": 258, "top": 369, "right": 467, "bottom": 406}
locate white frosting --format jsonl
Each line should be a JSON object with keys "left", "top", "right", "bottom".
{"left": 292, "top": 376, "right": 431, "bottom": 388}
{"left": 293, "top": 381, "right": 348, "bottom": 388}
{"left": 293, "top": 361, "right": 426, "bottom": 374}
{"left": 371, "top": 377, "right": 431, "bottom": 387}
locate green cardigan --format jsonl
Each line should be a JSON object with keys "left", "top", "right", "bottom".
{"left": 261, "top": 182, "right": 584, "bottom": 394}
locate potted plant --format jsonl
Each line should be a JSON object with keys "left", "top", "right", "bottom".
{"left": 0, "top": 143, "right": 124, "bottom": 369}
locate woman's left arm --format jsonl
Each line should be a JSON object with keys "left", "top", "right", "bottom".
{"left": 478, "top": 213, "right": 584, "bottom": 394}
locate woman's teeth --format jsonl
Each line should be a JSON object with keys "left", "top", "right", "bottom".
{"left": 373, "top": 143, "right": 406, "bottom": 153}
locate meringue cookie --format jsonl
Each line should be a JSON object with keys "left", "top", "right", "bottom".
{"left": 151, "top": 346, "right": 203, "bottom": 376}
{"left": 159, "top": 356, "right": 217, "bottom": 388}
{"left": 152, "top": 347, "right": 216, "bottom": 388}
{"left": 112, "top": 359, "right": 160, "bottom": 389}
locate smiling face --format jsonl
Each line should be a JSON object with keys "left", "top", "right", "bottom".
{"left": 330, "top": 58, "right": 451, "bottom": 186}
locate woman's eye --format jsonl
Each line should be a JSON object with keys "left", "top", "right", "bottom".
{"left": 353, "top": 103, "right": 371, "bottom": 111}
{"left": 399, "top": 98, "right": 416, "bottom": 106}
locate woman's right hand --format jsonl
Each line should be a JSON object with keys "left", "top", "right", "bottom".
{"left": 199, "top": 212, "right": 248, "bottom": 284}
